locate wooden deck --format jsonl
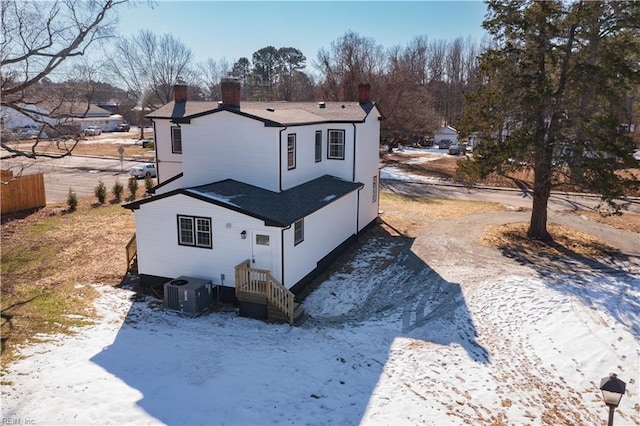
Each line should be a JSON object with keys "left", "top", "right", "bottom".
{"left": 234, "top": 260, "right": 304, "bottom": 325}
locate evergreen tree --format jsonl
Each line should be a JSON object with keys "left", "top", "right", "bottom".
{"left": 459, "top": 0, "right": 640, "bottom": 241}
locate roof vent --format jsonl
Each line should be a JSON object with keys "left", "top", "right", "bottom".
{"left": 217, "top": 101, "right": 223, "bottom": 106}
{"left": 341, "top": 105, "right": 345, "bottom": 108}
{"left": 318, "top": 102, "right": 326, "bottom": 109}
{"left": 266, "top": 107, "right": 275, "bottom": 112}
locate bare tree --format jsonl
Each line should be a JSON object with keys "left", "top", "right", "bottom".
{"left": 107, "top": 30, "right": 193, "bottom": 136}
{"left": 195, "top": 58, "right": 230, "bottom": 101}
{"left": 315, "top": 31, "right": 385, "bottom": 101}
{"left": 1, "top": 0, "right": 126, "bottom": 160}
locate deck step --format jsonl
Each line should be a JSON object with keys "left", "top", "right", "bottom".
{"left": 236, "top": 291, "right": 267, "bottom": 305}
{"left": 267, "top": 302, "right": 305, "bottom": 325}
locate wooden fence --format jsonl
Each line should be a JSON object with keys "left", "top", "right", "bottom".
{"left": 1, "top": 170, "right": 46, "bottom": 214}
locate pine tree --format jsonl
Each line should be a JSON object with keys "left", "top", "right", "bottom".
{"left": 459, "top": 0, "right": 640, "bottom": 241}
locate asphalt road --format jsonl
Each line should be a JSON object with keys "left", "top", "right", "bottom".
{"left": 4, "top": 154, "right": 639, "bottom": 215}
{"left": 381, "top": 179, "right": 640, "bottom": 215}
{"left": 3, "top": 155, "right": 149, "bottom": 203}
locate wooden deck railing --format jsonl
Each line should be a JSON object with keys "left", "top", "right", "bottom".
{"left": 235, "top": 259, "right": 295, "bottom": 324}
{"left": 125, "top": 234, "right": 137, "bottom": 270}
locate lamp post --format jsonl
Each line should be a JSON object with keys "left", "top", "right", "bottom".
{"left": 599, "top": 373, "right": 626, "bottom": 426}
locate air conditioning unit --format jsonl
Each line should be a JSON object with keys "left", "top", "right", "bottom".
{"left": 163, "top": 276, "right": 214, "bottom": 315}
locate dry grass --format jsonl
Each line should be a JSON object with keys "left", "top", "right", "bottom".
{"left": 1, "top": 197, "right": 135, "bottom": 368}
{"left": 481, "top": 222, "right": 617, "bottom": 258}
{"left": 578, "top": 210, "right": 640, "bottom": 234}
{"left": 383, "top": 152, "right": 640, "bottom": 196}
{"left": 379, "top": 192, "right": 504, "bottom": 237}
{"left": 9, "top": 131, "right": 155, "bottom": 161}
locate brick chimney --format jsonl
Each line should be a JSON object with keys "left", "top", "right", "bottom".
{"left": 358, "top": 83, "right": 371, "bottom": 104}
{"left": 220, "top": 77, "right": 241, "bottom": 108}
{"left": 174, "top": 84, "right": 188, "bottom": 103}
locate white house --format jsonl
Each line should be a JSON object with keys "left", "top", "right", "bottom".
{"left": 1, "top": 102, "right": 123, "bottom": 133}
{"left": 124, "top": 79, "right": 381, "bottom": 322}
{"left": 434, "top": 125, "right": 459, "bottom": 145}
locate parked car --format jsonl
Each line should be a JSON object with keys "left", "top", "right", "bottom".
{"left": 438, "top": 139, "right": 452, "bottom": 149}
{"left": 115, "top": 123, "right": 131, "bottom": 132}
{"left": 130, "top": 163, "right": 157, "bottom": 179}
{"left": 84, "top": 126, "right": 102, "bottom": 136}
{"left": 448, "top": 143, "right": 461, "bottom": 155}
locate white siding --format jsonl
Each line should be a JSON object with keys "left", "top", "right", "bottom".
{"left": 134, "top": 194, "right": 282, "bottom": 286}
{"left": 154, "top": 175, "right": 183, "bottom": 196}
{"left": 354, "top": 111, "right": 382, "bottom": 231}
{"left": 282, "top": 193, "right": 357, "bottom": 288}
{"left": 323, "top": 125, "right": 355, "bottom": 182}
{"left": 280, "top": 124, "right": 355, "bottom": 190}
{"left": 154, "top": 120, "right": 184, "bottom": 184}
{"left": 183, "top": 112, "right": 280, "bottom": 191}
{"left": 434, "top": 126, "right": 459, "bottom": 144}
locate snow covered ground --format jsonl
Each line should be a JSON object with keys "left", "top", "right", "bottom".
{"left": 2, "top": 160, "right": 639, "bottom": 425}
{"left": 2, "top": 230, "right": 638, "bottom": 425}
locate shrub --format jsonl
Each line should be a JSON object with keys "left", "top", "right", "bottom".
{"left": 112, "top": 179, "right": 124, "bottom": 202}
{"left": 94, "top": 180, "right": 107, "bottom": 204}
{"left": 144, "top": 174, "right": 154, "bottom": 192}
{"left": 67, "top": 188, "right": 78, "bottom": 212}
{"left": 128, "top": 177, "right": 139, "bottom": 200}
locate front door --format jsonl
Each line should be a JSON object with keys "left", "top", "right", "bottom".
{"left": 251, "top": 231, "right": 273, "bottom": 272}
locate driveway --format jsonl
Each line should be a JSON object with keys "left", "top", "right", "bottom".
{"left": 381, "top": 179, "right": 640, "bottom": 215}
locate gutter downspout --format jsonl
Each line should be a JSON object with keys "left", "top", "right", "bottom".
{"left": 352, "top": 123, "right": 357, "bottom": 182}
{"left": 152, "top": 120, "right": 159, "bottom": 181}
{"left": 279, "top": 127, "right": 288, "bottom": 191}
{"left": 352, "top": 123, "right": 360, "bottom": 234}
{"left": 281, "top": 224, "right": 291, "bottom": 287}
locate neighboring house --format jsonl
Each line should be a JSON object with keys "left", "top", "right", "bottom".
{"left": 434, "top": 125, "right": 459, "bottom": 145}
{"left": 0, "top": 102, "right": 124, "bottom": 133}
{"left": 0, "top": 103, "right": 57, "bottom": 130}
{"left": 124, "top": 79, "right": 381, "bottom": 322}
{"left": 56, "top": 102, "right": 123, "bottom": 132}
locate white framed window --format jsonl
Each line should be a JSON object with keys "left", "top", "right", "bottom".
{"left": 294, "top": 219, "right": 304, "bottom": 245}
{"left": 171, "top": 126, "right": 182, "bottom": 153}
{"left": 315, "top": 131, "right": 322, "bottom": 162}
{"left": 372, "top": 175, "right": 378, "bottom": 203}
{"left": 287, "top": 134, "right": 296, "bottom": 170}
{"left": 177, "top": 215, "right": 212, "bottom": 248}
{"left": 328, "top": 129, "right": 345, "bottom": 159}
{"left": 256, "top": 234, "right": 270, "bottom": 246}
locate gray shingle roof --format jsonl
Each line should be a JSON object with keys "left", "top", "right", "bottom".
{"left": 147, "top": 100, "right": 374, "bottom": 125}
{"left": 186, "top": 175, "right": 363, "bottom": 226}
{"left": 124, "top": 175, "right": 363, "bottom": 227}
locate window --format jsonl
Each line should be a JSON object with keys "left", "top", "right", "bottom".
{"left": 256, "top": 234, "right": 270, "bottom": 246}
{"left": 328, "top": 129, "right": 345, "bottom": 159}
{"left": 372, "top": 175, "right": 378, "bottom": 203}
{"left": 294, "top": 219, "right": 304, "bottom": 245}
{"left": 315, "top": 131, "right": 322, "bottom": 162}
{"left": 177, "top": 215, "right": 212, "bottom": 248}
{"left": 171, "top": 126, "right": 182, "bottom": 153}
{"left": 287, "top": 134, "right": 296, "bottom": 169}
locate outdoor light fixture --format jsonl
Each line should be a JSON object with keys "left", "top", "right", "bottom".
{"left": 240, "top": 230, "right": 247, "bottom": 239}
{"left": 600, "top": 373, "right": 626, "bottom": 426}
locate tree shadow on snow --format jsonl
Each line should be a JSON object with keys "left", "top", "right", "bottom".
{"left": 90, "top": 223, "right": 489, "bottom": 425}
{"left": 497, "top": 235, "right": 640, "bottom": 339}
